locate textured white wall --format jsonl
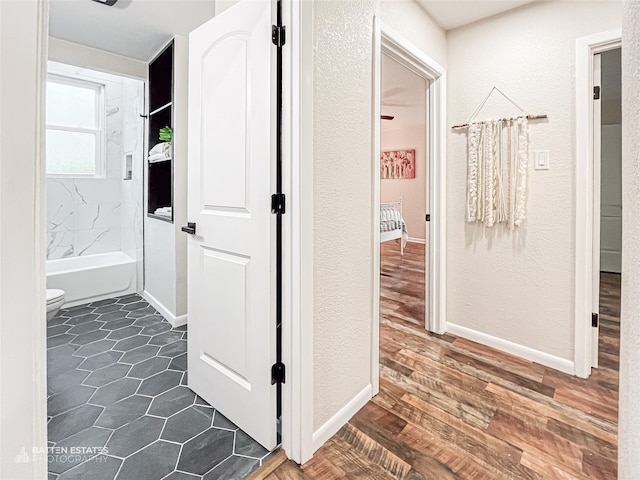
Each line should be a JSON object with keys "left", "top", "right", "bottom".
{"left": 381, "top": 125, "right": 427, "bottom": 241}
{"left": 446, "top": 1, "right": 621, "bottom": 360}
{"left": 619, "top": 1, "right": 640, "bottom": 474}
{"left": 312, "top": 0, "right": 446, "bottom": 431}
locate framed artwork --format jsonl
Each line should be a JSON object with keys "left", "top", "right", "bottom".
{"left": 381, "top": 149, "right": 416, "bottom": 179}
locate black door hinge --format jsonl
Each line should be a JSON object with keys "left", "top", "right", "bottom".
{"left": 592, "top": 312, "right": 599, "bottom": 328}
{"left": 271, "top": 193, "right": 286, "bottom": 215}
{"left": 271, "top": 362, "right": 285, "bottom": 385}
{"left": 272, "top": 25, "right": 286, "bottom": 47}
{"left": 426, "top": 214, "right": 431, "bottom": 222}
{"left": 594, "top": 86, "right": 601, "bottom": 100}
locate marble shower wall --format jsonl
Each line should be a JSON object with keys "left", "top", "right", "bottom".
{"left": 46, "top": 62, "right": 144, "bottom": 266}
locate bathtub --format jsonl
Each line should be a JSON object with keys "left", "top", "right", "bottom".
{"left": 46, "top": 252, "right": 137, "bottom": 307}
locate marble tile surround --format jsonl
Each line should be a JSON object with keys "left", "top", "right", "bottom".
{"left": 46, "top": 63, "right": 144, "bottom": 265}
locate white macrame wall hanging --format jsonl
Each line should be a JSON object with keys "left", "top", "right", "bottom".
{"left": 453, "top": 87, "right": 547, "bottom": 230}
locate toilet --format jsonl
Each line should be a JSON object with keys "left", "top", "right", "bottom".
{"left": 46, "top": 289, "right": 66, "bottom": 320}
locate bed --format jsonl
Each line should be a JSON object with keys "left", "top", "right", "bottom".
{"left": 380, "top": 198, "right": 408, "bottom": 255}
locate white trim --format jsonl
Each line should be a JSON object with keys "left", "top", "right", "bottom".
{"left": 407, "top": 237, "right": 426, "bottom": 245}
{"left": 372, "top": 17, "right": 448, "bottom": 394}
{"left": 574, "top": 28, "right": 621, "bottom": 379}
{"left": 142, "top": 290, "right": 187, "bottom": 328}
{"left": 311, "top": 384, "right": 372, "bottom": 452}
{"left": 448, "top": 323, "right": 575, "bottom": 375}
{"left": 280, "top": 0, "right": 315, "bottom": 465}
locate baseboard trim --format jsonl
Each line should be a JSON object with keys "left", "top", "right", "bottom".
{"left": 142, "top": 290, "right": 188, "bottom": 328}
{"left": 311, "top": 384, "right": 371, "bottom": 453}
{"left": 407, "top": 237, "right": 426, "bottom": 244}
{"left": 447, "top": 323, "right": 575, "bottom": 375}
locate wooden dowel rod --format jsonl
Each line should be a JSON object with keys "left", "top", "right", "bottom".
{"left": 451, "top": 114, "right": 548, "bottom": 130}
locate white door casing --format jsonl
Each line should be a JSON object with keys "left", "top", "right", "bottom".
{"left": 186, "top": 0, "right": 277, "bottom": 450}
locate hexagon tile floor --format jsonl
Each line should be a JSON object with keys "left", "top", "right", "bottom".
{"left": 47, "top": 293, "right": 275, "bottom": 480}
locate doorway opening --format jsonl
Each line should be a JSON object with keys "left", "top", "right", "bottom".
{"left": 593, "top": 47, "right": 622, "bottom": 373}
{"left": 371, "top": 18, "right": 446, "bottom": 394}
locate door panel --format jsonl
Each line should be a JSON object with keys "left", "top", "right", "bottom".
{"left": 187, "top": 0, "right": 276, "bottom": 450}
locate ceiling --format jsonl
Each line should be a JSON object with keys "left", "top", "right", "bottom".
{"left": 49, "top": 0, "right": 216, "bottom": 61}
{"left": 382, "top": 55, "right": 426, "bottom": 131}
{"left": 416, "top": 0, "right": 538, "bottom": 30}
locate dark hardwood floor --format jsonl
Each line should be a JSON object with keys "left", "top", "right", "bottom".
{"left": 255, "top": 242, "right": 620, "bottom": 479}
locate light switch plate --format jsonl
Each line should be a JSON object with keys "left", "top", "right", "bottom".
{"left": 534, "top": 150, "right": 550, "bottom": 170}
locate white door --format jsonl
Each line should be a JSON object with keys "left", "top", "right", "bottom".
{"left": 591, "top": 53, "right": 601, "bottom": 368}
{"left": 186, "top": 0, "right": 277, "bottom": 450}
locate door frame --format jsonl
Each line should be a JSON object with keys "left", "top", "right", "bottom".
{"left": 574, "top": 28, "right": 621, "bottom": 378}
{"left": 371, "top": 17, "right": 447, "bottom": 394}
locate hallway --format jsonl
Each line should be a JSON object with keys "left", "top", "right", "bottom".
{"left": 258, "top": 242, "right": 619, "bottom": 479}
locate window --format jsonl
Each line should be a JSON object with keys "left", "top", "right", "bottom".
{"left": 46, "top": 74, "right": 105, "bottom": 177}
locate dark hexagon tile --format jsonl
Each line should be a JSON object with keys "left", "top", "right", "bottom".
{"left": 141, "top": 322, "right": 172, "bottom": 336}
{"left": 181, "top": 372, "right": 188, "bottom": 386}
{"left": 48, "top": 472, "right": 57, "bottom": 480}
{"left": 48, "top": 404, "right": 103, "bottom": 443}
{"left": 105, "top": 415, "right": 164, "bottom": 457}
{"left": 67, "top": 320, "right": 105, "bottom": 336}
{"left": 65, "top": 313, "right": 100, "bottom": 326}
{"left": 234, "top": 430, "right": 268, "bottom": 458}
{"left": 116, "top": 293, "right": 143, "bottom": 304}
{"left": 168, "top": 353, "right": 187, "bottom": 372}
{"left": 83, "top": 363, "right": 131, "bottom": 387}
{"left": 100, "top": 317, "right": 136, "bottom": 331}
{"left": 128, "top": 356, "right": 171, "bottom": 379}
{"left": 48, "top": 334, "right": 77, "bottom": 349}
{"left": 48, "top": 369, "right": 89, "bottom": 396}
{"left": 78, "top": 351, "right": 123, "bottom": 371}
{"left": 213, "top": 412, "right": 237, "bottom": 431}
{"left": 48, "top": 426, "right": 112, "bottom": 474}
{"left": 195, "top": 395, "right": 210, "bottom": 407}
{"left": 138, "top": 370, "right": 182, "bottom": 396}
{"left": 93, "top": 303, "right": 123, "bottom": 315}
{"left": 161, "top": 405, "right": 214, "bottom": 443}
{"left": 95, "top": 395, "right": 152, "bottom": 429}
{"left": 47, "top": 324, "right": 72, "bottom": 337}
{"left": 48, "top": 384, "right": 97, "bottom": 417}
{"left": 120, "top": 345, "right": 160, "bottom": 364}
{"left": 132, "top": 314, "right": 164, "bottom": 327}
{"left": 148, "top": 386, "right": 196, "bottom": 417}
{"left": 74, "top": 339, "right": 117, "bottom": 358}
{"left": 182, "top": 332, "right": 188, "bottom": 340}
{"left": 48, "top": 316, "right": 69, "bottom": 327}
{"left": 89, "top": 377, "right": 140, "bottom": 407}
{"left": 176, "top": 428, "right": 234, "bottom": 475}
{"left": 126, "top": 306, "right": 158, "bottom": 318}
{"left": 65, "top": 306, "right": 96, "bottom": 317}
{"left": 112, "top": 335, "right": 150, "bottom": 352}
{"left": 96, "top": 310, "right": 129, "bottom": 323}
{"left": 149, "top": 331, "right": 183, "bottom": 346}
{"left": 116, "top": 440, "right": 180, "bottom": 480}
{"left": 70, "top": 329, "right": 109, "bottom": 346}
{"left": 107, "top": 325, "right": 142, "bottom": 341}
{"left": 174, "top": 325, "right": 188, "bottom": 332}
{"left": 121, "top": 301, "right": 149, "bottom": 312}
{"left": 89, "top": 298, "right": 118, "bottom": 308}
{"left": 163, "top": 471, "right": 200, "bottom": 480}
{"left": 203, "top": 455, "right": 260, "bottom": 480}
{"left": 57, "top": 455, "right": 121, "bottom": 480}
{"left": 158, "top": 340, "right": 187, "bottom": 358}
{"left": 48, "top": 348, "right": 83, "bottom": 378}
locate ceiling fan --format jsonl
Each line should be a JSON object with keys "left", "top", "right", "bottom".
{"left": 380, "top": 115, "right": 395, "bottom": 121}
{"left": 91, "top": 0, "right": 119, "bottom": 6}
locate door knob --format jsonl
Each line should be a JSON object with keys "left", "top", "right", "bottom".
{"left": 181, "top": 222, "right": 196, "bottom": 235}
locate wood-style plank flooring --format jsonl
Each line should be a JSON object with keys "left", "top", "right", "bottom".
{"left": 256, "top": 242, "right": 620, "bottom": 479}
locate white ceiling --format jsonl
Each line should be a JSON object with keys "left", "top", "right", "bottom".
{"left": 382, "top": 55, "right": 426, "bottom": 131}
{"left": 49, "top": 0, "right": 216, "bottom": 61}
{"left": 416, "top": 0, "right": 538, "bottom": 30}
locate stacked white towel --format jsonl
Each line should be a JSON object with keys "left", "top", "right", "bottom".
{"left": 154, "top": 206, "right": 172, "bottom": 217}
{"left": 148, "top": 142, "right": 172, "bottom": 163}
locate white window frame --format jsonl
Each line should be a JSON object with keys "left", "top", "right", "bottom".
{"left": 46, "top": 73, "right": 106, "bottom": 178}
